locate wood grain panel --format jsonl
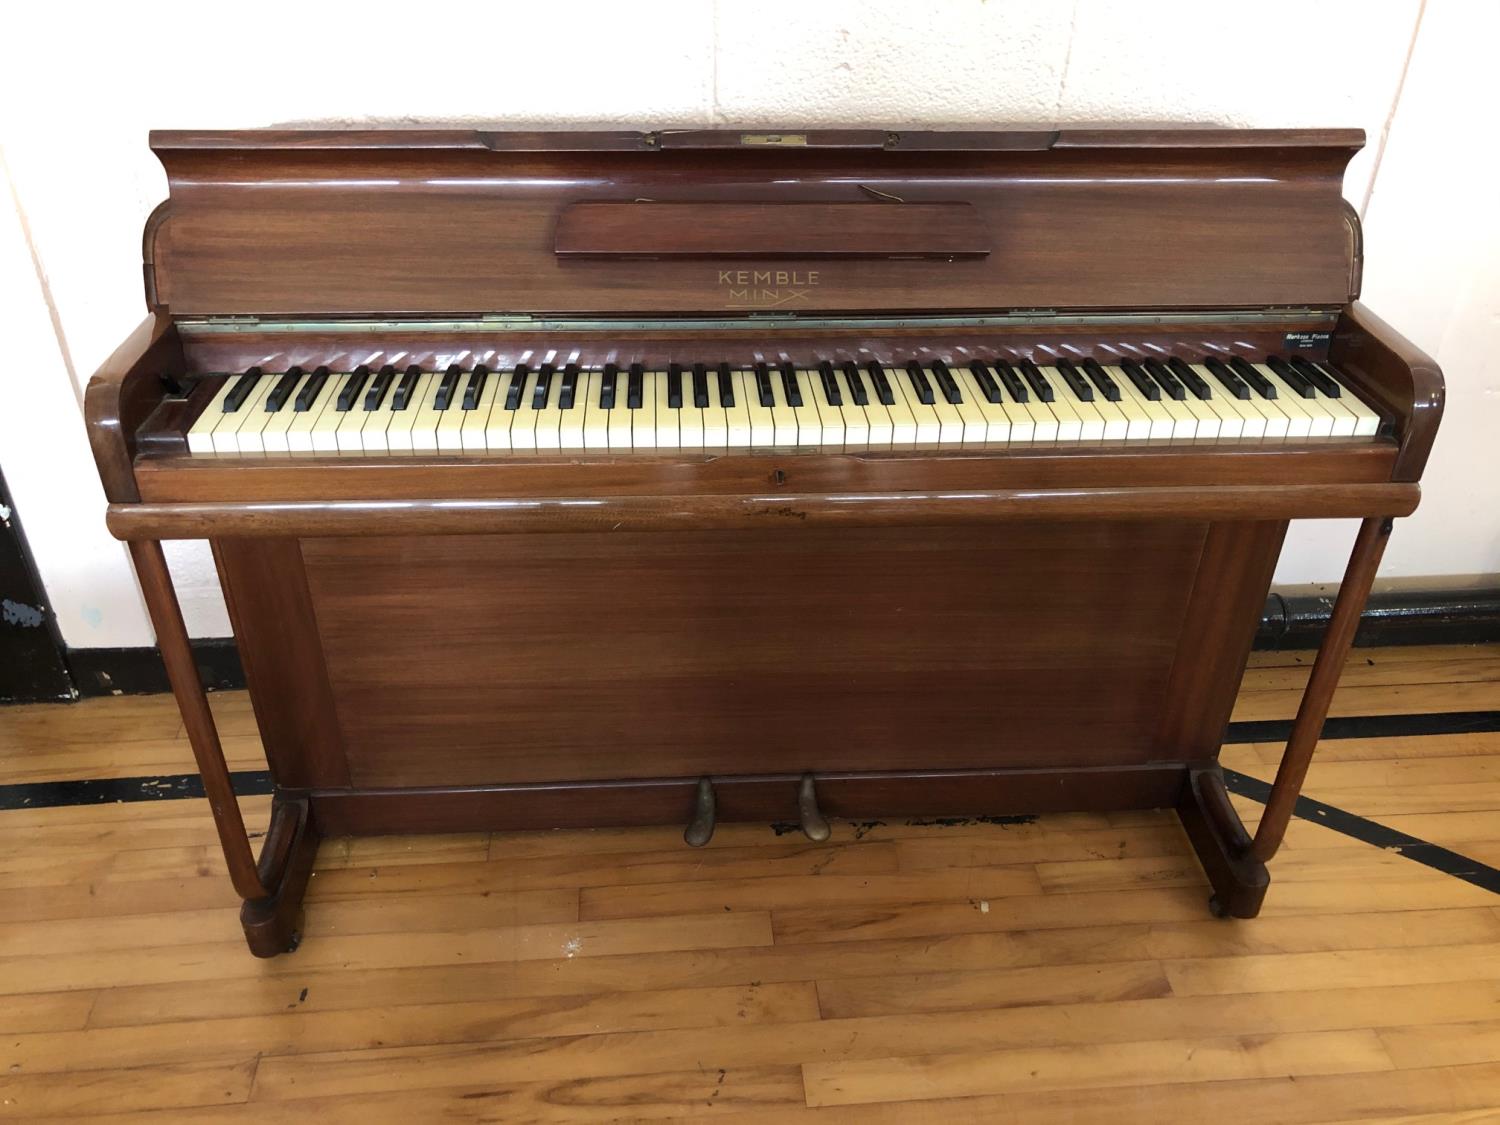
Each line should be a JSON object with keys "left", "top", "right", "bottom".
{"left": 300, "top": 522, "right": 1206, "bottom": 787}
{"left": 213, "top": 539, "right": 348, "bottom": 788}
{"left": 147, "top": 133, "right": 1361, "bottom": 316}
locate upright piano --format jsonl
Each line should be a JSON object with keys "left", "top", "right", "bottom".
{"left": 86, "top": 127, "right": 1443, "bottom": 955}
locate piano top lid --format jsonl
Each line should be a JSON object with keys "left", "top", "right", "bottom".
{"left": 143, "top": 126, "right": 1366, "bottom": 320}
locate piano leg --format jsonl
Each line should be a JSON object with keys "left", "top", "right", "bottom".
{"left": 1176, "top": 515, "right": 1393, "bottom": 919}
{"left": 128, "top": 539, "right": 318, "bottom": 956}
{"left": 1251, "top": 515, "right": 1393, "bottom": 863}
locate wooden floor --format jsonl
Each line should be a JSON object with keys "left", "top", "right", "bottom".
{"left": 1, "top": 645, "right": 1499, "bottom": 1121}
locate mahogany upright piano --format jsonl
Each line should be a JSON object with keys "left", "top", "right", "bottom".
{"left": 86, "top": 127, "right": 1443, "bottom": 955}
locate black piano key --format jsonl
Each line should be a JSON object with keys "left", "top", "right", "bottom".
{"left": 1017, "top": 358, "right": 1055, "bottom": 403}
{"left": 337, "top": 364, "right": 372, "bottom": 411}
{"left": 1203, "top": 357, "right": 1251, "bottom": 400}
{"left": 931, "top": 360, "right": 963, "bottom": 405}
{"left": 780, "top": 363, "right": 803, "bottom": 407}
{"left": 717, "top": 362, "right": 735, "bottom": 408}
{"left": 1143, "top": 358, "right": 1186, "bottom": 401}
{"left": 223, "top": 367, "right": 263, "bottom": 413}
{"left": 559, "top": 363, "right": 580, "bottom": 409}
{"left": 600, "top": 363, "right": 618, "bottom": 409}
{"left": 667, "top": 364, "right": 684, "bottom": 409}
{"left": 1080, "top": 358, "right": 1122, "bottom": 402}
{"left": 1230, "top": 356, "right": 1277, "bottom": 399}
{"left": 816, "top": 361, "right": 843, "bottom": 406}
{"left": 391, "top": 365, "right": 421, "bottom": 410}
{"left": 753, "top": 362, "right": 775, "bottom": 406}
{"left": 265, "top": 366, "right": 303, "bottom": 412}
{"left": 1266, "top": 355, "right": 1317, "bottom": 399}
{"left": 968, "top": 361, "right": 1003, "bottom": 404}
{"left": 691, "top": 363, "right": 710, "bottom": 408}
{"left": 904, "top": 361, "right": 935, "bottom": 406}
{"left": 1291, "top": 356, "right": 1342, "bottom": 398}
{"left": 504, "top": 365, "right": 528, "bottom": 411}
{"left": 840, "top": 361, "right": 869, "bottom": 406}
{"left": 293, "top": 365, "right": 330, "bottom": 411}
{"left": 991, "top": 359, "right": 1029, "bottom": 403}
{"left": 364, "top": 363, "right": 397, "bottom": 411}
{"left": 434, "top": 363, "right": 462, "bottom": 410}
{"left": 1168, "top": 357, "right": 1213, "bottom": 400}
{"left": 867, "top": 361, "right": 895, "bottom": 406}
{"left": 1053, "top": 359, "right": 1094, "bottom": 402}
{"left": 1119, "top": 359, "right": 1161, "bottom": 401}
{"left": 532, "top": 363, "right": 556, "bottom": 409}
{"left": 462, "top": 363, "right": 490, "bottom": 410}
{"left": 627, "top": 363, "right": 644, "bottom": 410}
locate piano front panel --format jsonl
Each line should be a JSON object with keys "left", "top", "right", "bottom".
{"left": 280, "top": 521, "right": 1211, "bottom": 790}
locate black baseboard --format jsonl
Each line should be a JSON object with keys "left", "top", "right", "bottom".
{"left": 24, "top": 586, "right": 1500, "bottom": 702}
{"left": 65, "top": 639, "right": 245, "bottom": 699}
{"left": 1256, "top": 587, "right": 1500, "bottom": 650}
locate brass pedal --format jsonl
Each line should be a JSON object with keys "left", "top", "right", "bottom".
{"left": 797, "top": 773, "right": 831, "bottom": 843}
{"left": 684, "top": 777, "right": 716, "bottom": 847}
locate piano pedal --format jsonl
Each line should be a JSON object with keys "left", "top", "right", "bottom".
{"left": 684, "top": 777, "right": 716, "bottom": 847}
{"left": 797, "top": 773, "right": 831, "bottom": 843}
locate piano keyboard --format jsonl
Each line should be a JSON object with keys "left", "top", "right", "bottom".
{"left": 186, "top": 356, "right": 1383, "bottom": 455}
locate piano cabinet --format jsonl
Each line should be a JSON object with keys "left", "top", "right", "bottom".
{"left": 86, "top": 127, "right": 1442, "bottom": 955}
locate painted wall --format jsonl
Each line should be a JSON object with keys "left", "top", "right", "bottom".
{"left": 1, "top": 0, "right": 1494, "bottom": 649}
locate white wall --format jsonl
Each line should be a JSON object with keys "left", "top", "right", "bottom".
{"left": 2, "top": 0, "right": 1495, "bottom": 648}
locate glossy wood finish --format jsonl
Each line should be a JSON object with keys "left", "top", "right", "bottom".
{"left": 211, "top": 539, "right": 347, "bottom": 789}
{"left": 1254, "top": 516, "right": 1393, "bottom": 861}
{"left": 78, "top": 127, "right": 1446, "bottom": 953}
{"left": 298, "top": 524, "right": 1201, "bottom": 789}
{"left": 1332, "top": 302, "right": 1446, "bottom": 481}
{"left": 1154, "top": 520, "right": 1290, "bottom": 759}
{"left": 126, "top": 540, "right": 265, "bottom": 901}
{"left": 82, "top": 314, "right": 184, "bottom": 502}
{"left": 145, "top": 129, "right": 1363, "bottom": 316}
{"left": 107, "top": 484, "right": 1420, "bottom": 543}
{"left": 554, "top": 201, "right": 989, "bottom": 259}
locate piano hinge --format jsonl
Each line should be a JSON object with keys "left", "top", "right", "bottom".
{"left": 198, "top": 315, "right": 263, "bottom": 326}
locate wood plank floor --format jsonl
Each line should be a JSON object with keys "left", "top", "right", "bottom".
{"left": 0, "top": 644, "right": 1498, "bottom": 1120}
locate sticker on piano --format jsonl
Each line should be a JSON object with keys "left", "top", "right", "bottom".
{"left": 718, "top": 269, "right": 820, "bottom": 309}
{"left": 1283, "top": 331, "right": 1332, "bottom": 350}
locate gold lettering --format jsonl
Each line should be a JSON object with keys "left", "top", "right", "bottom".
{"left": 729, "top": 288, "right": 749, "bottom": 301}
{"left": 718, "top": 270, "right": 733, "bottom": 284}
{"left": 808, "top": 270, "right": 819, "bottom": 285}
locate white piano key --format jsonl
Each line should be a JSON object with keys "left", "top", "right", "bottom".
{"left": 334, "top": 393, "right": 371, "bottom": 453}
{"left": 605, "top": 371, "right": 635, "bottom": 451}
{"left": 509, "top": 373, "right": 542, "bottom": 451}
{"left": 859, "top": 377, "right": 895, "bottom": 449}
{"left": 226, "top": 377, "right": 277, "bottom": 454}
{"left": 675, "top": 372, "right": 705, "bottom": 450}
{"left": 1312, "top": 381, "right": 1360, "bottom": 437}
{"left": 558, "top": 371, "right": 592, "bottom": 450}
{"left": 769, "top": 370, "right": 799, "bottom": 446}
{"left": 743, "top": 368, "right": 777, "bottom": 447}
{"left": 408, "top": 373, "right": 447, "bottom": 453}
{"left": 652, "top": 371, "right": 679, "bottom": 449}
{"left": 263, "top": 373, "right": 311, "bottom": 454}
{"left": 1154, "top": 390, "right": 1200, "bottom": 441}
{"left": 701, "top": 372, "right": 730, "bottom": 450}
{"left": 1326, "top": 369, "right": 1382, "bottom": 436}
{"left": 485, "top": 373, "right": 525, "bottom": 452}
{"left": 1109, "top": 366, "right": 1172, "bottom": 440}
{"left": 631, "top": 371, "right": 658, "bottom": 450}
{"left": 953, "top": 365, "right": 1012, "bottom": 446}
{"left": 307, "top": 373, "right": 354, "bottom": 453}
{"left": 1038, "top": 383, "right": 1085, "bottom": 442}
{"left": 382, "top": 372, "right": 432, "bottom": 454}
{"left": 582, "top": 372, "right": 613, "bottom": 451}
{"left": 880, "top": 365, "right": 922, "bottom": 445}
{"left": 789, "top": 370, "right": 823, "bottom": 447}
{"left": 434, "top": 379, "right": 469, "bottom": 452}
{"left": 358, "top": 376, "right": 401, "bottom": 453}
{"left": 1258, "top": 364, "right": 1329, "bottom": 438}
{"left": 804, "top": 370, "right": 846, "bottom": 450}
{"left": 531, "top": 369, "right": 566, "bottom": 450}
{"left": 725, "top": 370, "right": 753, "bottom": 448}
{"left": 461, "top": 369, "right": 502, "bottom": 452}
{"left": 187, "top": 378, "right": 237, "bottom": 454}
